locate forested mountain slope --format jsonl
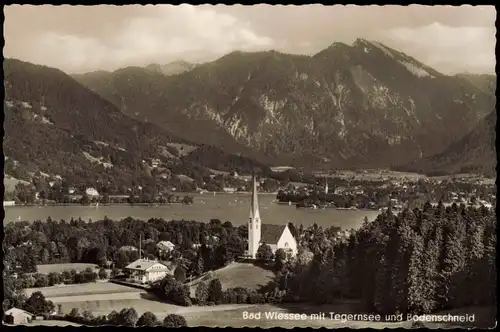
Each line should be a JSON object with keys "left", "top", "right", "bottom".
{"left": 74, "top": 39, "right": 495, "bottom": 171}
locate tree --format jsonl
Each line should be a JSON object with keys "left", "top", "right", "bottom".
{"left": 171, "top": 284, "right": 192, "bottom": 306}
{"left": 195, "top": 281, "right": 210, "bottom": 305}
{"left": 81, "top": 192, "right": 90, "bottom": 205}
{"left": 118, "top": 307, "right": 138, "bottom": 326}
{"left": 136, "top": 311, "right": 159, "bottom": 327}
{"left": 208, "top": 278, "right": 223, "bottom": 304}
{"left": 163, "top": 314, "right": 187, "bottom": 327}
{"left": 256, "top": 244, "right": 274, "bottom": 263}
{"left": 102, "top": 193, "right": 110, "bottom": 204}
{"left": 82, "top": 267, "right": 98, "bottom": 283}
{"left": 82, "top": 310, "right": 94, "bottom": 323}
{"left": 174, "top": 266, "right": 187, "bottom": 283}
{"left": 274, "top": 248, "right": 287, "bottom": 271}
{"left": 98, "top": 268, "right": 108, "bottom": 280}
{"left": 47, "top": 272, "right": 61, "bottom": 286}
{"left": 25, "top": 291, "right": 55, "bottom": 316}
{"left": 61, "top": 270, "right": 72, "bottom": 283}
{"left": 34, "top": 274, "right": 49, "bottom": 287}
{"left": 191, "top": 255, "right": 204, "bottom": 276}
{"left": 161, "top": 275, "right": 178, "bottom": 297}
{"left": 68, "top": 308, "right": 81, "bottom": 319}
{"left": 111, "top": 268, "right": 120, "bottom": 278}
{"left": 107, "top": 310, "right": 120, "bottom": 325}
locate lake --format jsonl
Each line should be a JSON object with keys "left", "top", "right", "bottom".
{"left": 3, "top": 193, "right": 380, "bottom": 230}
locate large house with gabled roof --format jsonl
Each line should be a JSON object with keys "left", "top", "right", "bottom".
{"left": 125, "top": 258, "right": 172, "bottom": 284}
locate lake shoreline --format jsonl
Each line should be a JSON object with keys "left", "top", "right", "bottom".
{"left": 4, "top": 202, "right": 192, "bottom": 208}
{"left": 4, "top": 195, "right": 381, "bottom": 229}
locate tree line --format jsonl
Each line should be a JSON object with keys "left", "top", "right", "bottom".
{"left": 3, "top": 217, "right": 250, "bottom": 278}
{"left": 15, "top": 267, "right": 108, "bottom": 289}
{"left": 57, "top": 307, "right": 187, "bottom": 327}
{"left": 4, "top": 201, "right": 496, "bottom": 319}
{"left": 272, "top": 202, "right": 496, "bottom": 316}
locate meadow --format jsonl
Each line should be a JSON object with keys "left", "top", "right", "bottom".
{"left": 24, "top": 281, "right": 143, "bottom": 298}
{"left": 188, "top": 262, "right": 274, "bottom": 296}
{"left": 24, "top": 263, "right": 494, "bottom": 328}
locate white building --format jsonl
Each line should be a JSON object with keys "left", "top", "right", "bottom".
{"left": 4, "top": 308, "right": 34, "bottom": 325}
{"left": 247, "top": 175, "right": 297, "bottom": 259}
{"left": 85, "top": 188, "right": 99, "bottom": 197}
{"left": 156, "top": 241, "right": 176, "bottom": 253}
{"left": 125, "top": 258, "right": 171, "bottom": 284}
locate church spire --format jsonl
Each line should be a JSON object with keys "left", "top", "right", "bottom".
{"left": 250, "top": 173, "right": 259, "bottom": 219}
{"left": 248, "top": 171, "right": 261, "bottom": 259}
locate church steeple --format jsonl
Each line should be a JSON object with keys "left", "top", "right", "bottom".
{"left": 248, "top": 172, "right": 261, "bottom": 259}
{"left": 250, "top": 174, "right": 260, "bottom": 220}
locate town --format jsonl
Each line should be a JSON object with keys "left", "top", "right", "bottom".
{"left": 4, "top": 168, "right": 496, "bottom": 211}
{"left": 3, "top": 174, "right": 497, "bottom": 327}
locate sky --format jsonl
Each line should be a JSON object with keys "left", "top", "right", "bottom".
{"left": 3, "top": 5, "right": 496, "bottom": 75}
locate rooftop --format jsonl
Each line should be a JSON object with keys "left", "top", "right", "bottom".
{"left": 5, "top": 308, "right": 33, "bottom": 317}
{"left": 261, "top": 224, "right": 287, "bottom": 244}
{"left": 125, "top": 258, "right": 169, "bottom": 271}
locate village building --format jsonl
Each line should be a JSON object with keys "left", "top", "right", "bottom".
{"left": 119, "top": 245, "right": 138, "bottom": 252}
{"left": 125, "top": 258, "right": 172, "bottom": 284}
{"left": 247, "top": 175, "right": 298, "bottom": 259}
{"left": 85, "top": 187, "right": 99, "bottom": 197}
{"left": 156, "top": 240, "right": 175, "bottom": 253}
{"left": 4, "top": 308, "right": 34, "bottom": 325}
{"left": 223, "top": 187, "right": 237, "bottom": 194}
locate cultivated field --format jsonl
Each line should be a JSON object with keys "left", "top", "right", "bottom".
{"left": 36, "top": 263, "right": 99, "bottom": 274}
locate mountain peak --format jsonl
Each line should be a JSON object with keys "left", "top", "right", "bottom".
{"left": 327, "top": 41, "right": 350, "bottom": 49}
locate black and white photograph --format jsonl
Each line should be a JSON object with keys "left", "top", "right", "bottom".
{"left": 2, "top": 4, "right": 497, "bottom": 329}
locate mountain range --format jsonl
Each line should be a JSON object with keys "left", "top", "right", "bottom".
{"left": 73, "top": 39, "right": 496, "bottom": 172}
{"left": 3, "top": 59, "right": 268, "bottom": 193}
{"left": 402, "top": 110, "right": 496, "bottom": 177}
{"left": 3, "top": 38, "right": 496, "bottom": 188}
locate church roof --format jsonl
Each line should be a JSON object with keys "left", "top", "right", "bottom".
{"left": 261, "top": 224, "right": 287, "bottom": 244}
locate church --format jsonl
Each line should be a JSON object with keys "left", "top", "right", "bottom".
{"left": 247, "top": 175, "right": 298, "bottom": 259}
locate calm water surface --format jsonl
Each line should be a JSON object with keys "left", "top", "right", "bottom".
{"left": 4, "top": 194, "right": 379, "bottom": 229}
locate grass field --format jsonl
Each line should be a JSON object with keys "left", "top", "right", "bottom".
{"left": 36, "top": 263, "right": 99, "bottom": 275}
{"left": 25, "top": 264, "right": 494, "bottom": 328}
{"left": 211, "top": 263, "right": 275, "bottom": 290}
{"left": 4, "top": 175, "right": 31, "bottom": 192}
{"left": 25, "top": 282, "right": 142, "bottom": 298}
{"left": 188, "top": 262, "right": 275, "bottom": 296}
{"left": 28, "top": 281, "right": 494, "bottom": 329}
{"left": 23, "top": 320, "right": 82, "bottom": 327}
